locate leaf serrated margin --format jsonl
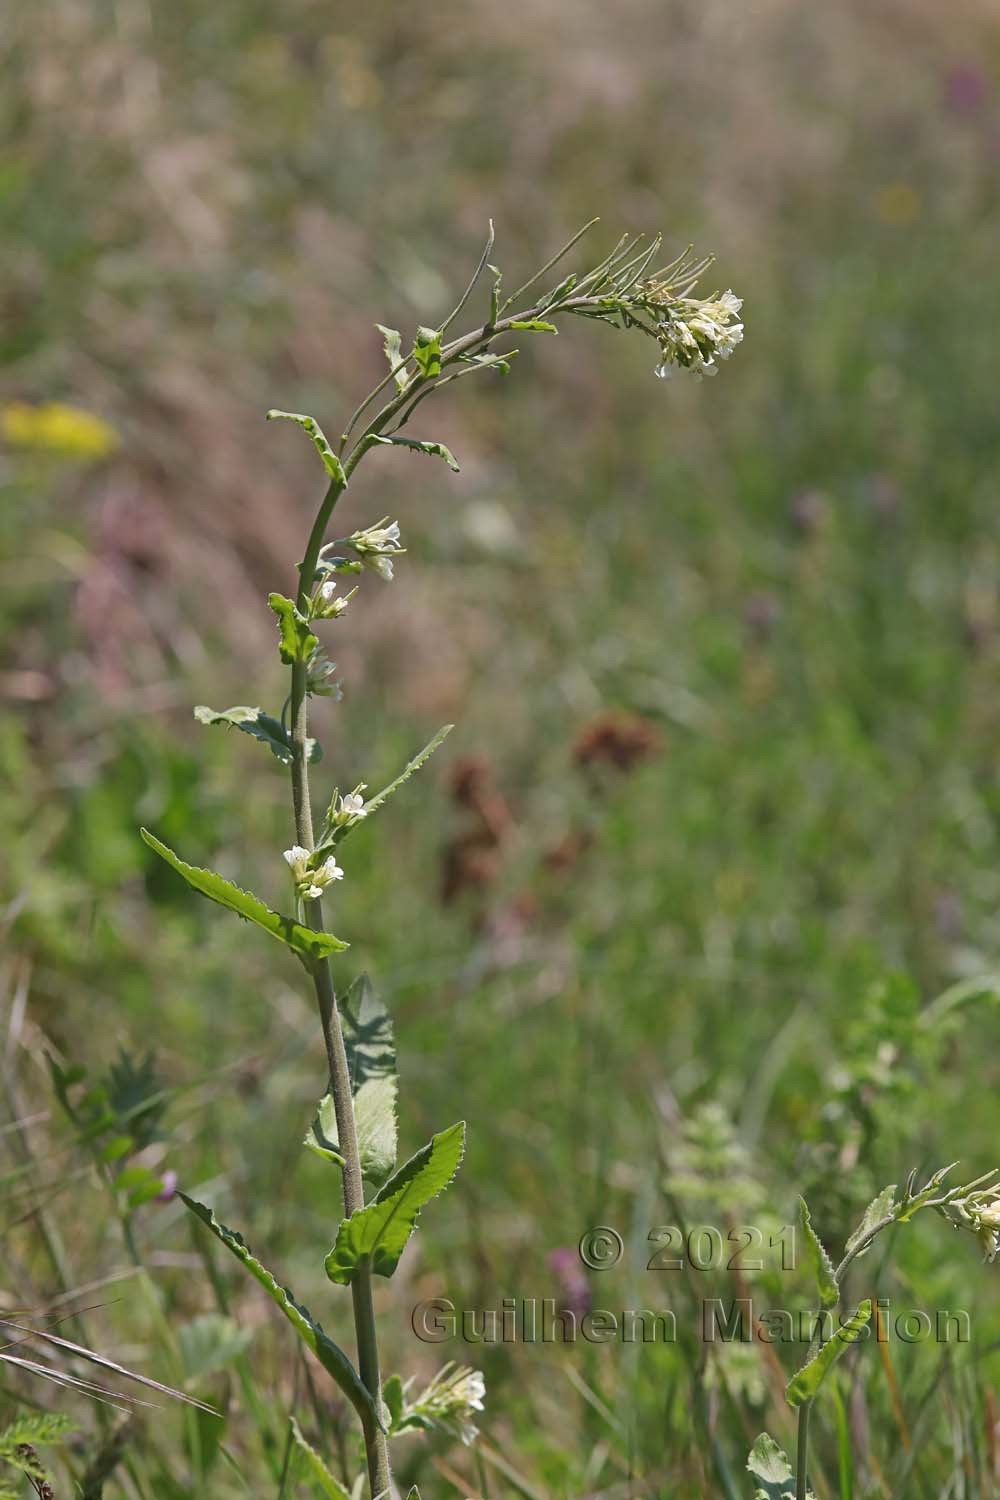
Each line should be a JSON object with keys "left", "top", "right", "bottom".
{"left": 181, "top": 1194, "right": 379, "bottom": 1430}
{"left": 785, "top": 1300, "right": 871, "bottom": 1408}
{"left": 324, "top": 1122, "right": 465, "bottom": 1285}
{"left": 140, "top": 829, "right": 347, "bottom": 963}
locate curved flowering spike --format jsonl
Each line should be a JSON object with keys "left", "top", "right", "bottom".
{"left": 266, "top": 409, "right": 346, "bottom": 486}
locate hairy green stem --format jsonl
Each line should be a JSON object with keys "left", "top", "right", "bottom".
{"left": 289, "top": 478, "right": 391, "bottom": 1500}
{"left": 796, "top": 1401, "right": 811, "bottom": 1499}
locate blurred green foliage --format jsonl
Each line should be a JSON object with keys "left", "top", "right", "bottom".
{"left": 3, "top": 0, "right": 1000, "bottom": 1494}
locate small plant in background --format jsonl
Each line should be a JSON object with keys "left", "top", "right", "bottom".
{"left": 748, "top": 1163, "right": 1000, "bottom": 1499}
{"left": 135, "top": 221, "right": 743, "bottom": 1497}
{"left": 0, "top": 1412, "right": 74, "bottom": 1499}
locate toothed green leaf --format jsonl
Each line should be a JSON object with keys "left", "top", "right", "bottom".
{"left": 266, "top": 409, "right": 346, "bottom": 486}
{"left": 746, "top": 1432, "right": 812, "bottom": 1499}
{"left": 316, "top": 726, "right": 453, "bottom": 858}
{"left": 181, "top": 1194, "right": 378, "bottom": 1429}
{"left": 140, "top": 829, "right": 347, "bottom": 961}
{"left": 370, "top": 434, "right": 460, "bottom": 472}
{"left": 799, "top": 1198, "right": 839, "bottom": 1310}
{"left": 194, "top": 705, "right": 321, "bottom": 766}
{"left": 268, "top": 593, "right": 318, "bottom": 666}
{"left": 305, "top": 975, "right": 397, "bottom": 1184}
{"left": 288, "top": 1416, "right": 352, "bottom": 1498}
{"left": 785, "top": 1300, "right": 871, "bottom": 1407}
{"left": 413, "top": 326, "right": 442, "bottom": 378}
{"left": 844, "top": 1184, "right": 897, "bottom": 1255}
{"left": 375, "top": 325, "right": 409, "bottom": 393}
{"left": 324, "top": 1122, "right": 465, "bottom": 1284}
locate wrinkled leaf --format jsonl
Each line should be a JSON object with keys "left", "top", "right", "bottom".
{"left": 308, "top": 1076, "right": 397, "bottom": 1185}
{"left": 413, "top": 326, "right": 442, "bottom": 378}
{"left": 324, "top": 1122, "right": 465, "bottom": 1284}
{"left": 140, "top": 829, "right": 347, "bottom": 963}
{"left": 266, "top": 409, "right": 347, "bottom": 486}
{"left": 268, "top": 593, "right": 318, "bottom": 666}
{"left": 785, "top": 1300, "right": 871, "bottom": 1408}
{"left": 799, "top": 1198, "right": 839, "bottom": 1310}
{"left": 194, "top": 704, "right": 321, "bottom": 766}
{"left": 746, "top": 1432, "right": 812, "bottom": 1499}
{"left": 375, "top": 325, "right": 409, "bottom": 393}
{"left": 288, "top": 1415, "right": 351, "bottom": 1498}
{"left": 181, "top": 1195, "right": 378, "bottom": 1428}
{"left": 844, "top": 1184, "right": 897, "bottom": 1256}
{"left": 370, "top": 434, "right": 460, "bottom": 472}
{"left": 306, "top": 977, "right": 398, "bottom": 1183}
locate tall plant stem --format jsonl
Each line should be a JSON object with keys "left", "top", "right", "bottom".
{"left": 795, "top": 1401, "right": 811, "bottom": 1500}
{"left": 288, "top": 477, "right": 391, "bottom": 1500}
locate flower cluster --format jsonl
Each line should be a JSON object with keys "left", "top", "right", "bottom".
{"left": 283, "top": 844, "right": 344, "bottom": 902}
{"left": 345, "top": 519, "right": 405, "bottom": 581}
{"left": 406, "top": 1363, "right": 486, "bottom": 1446}
{"left": 940, "top": 1190, "right": 1000, "bottom": 1263}
{"left": 642, "top": 284, "right": 744, "bottom": 381}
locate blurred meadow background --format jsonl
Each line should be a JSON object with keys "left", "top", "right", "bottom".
{"left": 3, "top": 0, "right": 1000, "bottom": 1495}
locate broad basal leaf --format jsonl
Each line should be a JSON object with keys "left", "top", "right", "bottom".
{"left": 140, "top": 830, "right": 347, "bottom": 962}
{"left": 785, "top": 1300, "right": 871, "bottom": 1408}
{"left": 266, "top": 409, "right": 347, "bottom": 486}
{"left": 413, "top": 326, "right": 442, "bottom": 378}
{"left": 799, "top": 1198, "right": 839, "bottom": 1310}
{"left": 746, "top": 1433, "right": 813, "bottom": 1499}
{"left": 370, "top": 434, "right": 460, "bottom": 472}
{"left": 194, "top": 705, "right": 321, "bottom": 766}
{"left": 324, "top": 1121, "right": 465, "bottom": 1285}
{"left": 288, "top": 1415, "right": 351, "bottom": 1499}
{"left": 305, "top": 975, "right": 398, "bottom": 1184}
{"left": 268, "top": 593, "right": 318, "bottom": 666}
{"left": 375, "top": 325, "right": 409, "bottom": 393}
{"left": 181, "top": 1194, "right": 378, "bottom": 1428}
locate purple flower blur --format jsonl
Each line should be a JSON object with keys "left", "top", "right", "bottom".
{"left": 548, "top": 1246, "right": 592, "bottom": 1319}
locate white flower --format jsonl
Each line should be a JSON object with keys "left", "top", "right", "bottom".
{"left": 341, "top": 792, "right": 367, "bottom": 819}
{"left": 346, "top": 518, "right": 405, "bottom": 581}
{"left": 409, "top": 1363, "right": 486, "bottom": 1446}
{"left": 283, "top": 846, "right": 311, "bottom": 878}
{"left": 941, "top": 1190, "right": 1000, "bottom": 1263}
{"left": 652, "top": 287, "right": 743, "bottom": 382}
{"left": 316, "top": 580, "right": 350, "bottom": 618}
{"left": 283, "top": 845, "right": 343, "bottom": 901}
